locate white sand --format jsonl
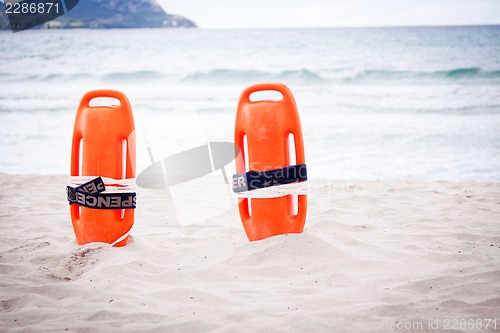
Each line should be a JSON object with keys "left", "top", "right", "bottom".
{"left": 1, "top": 174, "right": 499, "bottom": 332}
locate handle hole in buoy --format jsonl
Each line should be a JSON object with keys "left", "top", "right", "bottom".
{"left": 242, "top": 134, "right": 252, "bottom": 217}
{"left": 288, "top": 133, "right": 299, "bottom": 216}
{"left": 122, "top": 139, "right": 127, "bottom": 179}
{"left": 243, "top": 134, "right": 250, "bottom": 173}
{"left": 121, "top": 139, "right": 127, "bottom": 219}
{"left": 78, "top": 139, "right": 83, "bottom": 176}
{"left": 76, "top": 138, "right": 83, "bottom": 219}
{"left": 249, "top": 90, "right": 283, "bottom": 103}
{"left": 89, "top": 97, "right": 121, "bottom": 108}
{"left": 288, "top": 133, "right": 297, "bottom": 166}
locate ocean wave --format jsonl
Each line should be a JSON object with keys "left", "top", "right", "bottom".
{"left": 182, "top": 68, "right": 327, "bottom": 84}
{"left": 0, "top": 72, "right": 95, "bottom": 82}
{"left": 345, "top": 67, "right": 500, "bottom": 82}
{"left": 102, "top": 70, "right": 165, "bottom": 81}
{"left": 0, "top": 73, "right": 16, "bottom": 80}
{"left": 1, "top": 71, "right": 165, "bottom": 82}
{"left": 4, "top": 67, "right": 500, "bottom": 85}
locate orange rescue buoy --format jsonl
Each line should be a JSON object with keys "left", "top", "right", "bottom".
{"left": 69, "top": 90, "right": 136, "bottom": 246}
{"left": 234, "top": 83, "right": 307, "bottom": 241}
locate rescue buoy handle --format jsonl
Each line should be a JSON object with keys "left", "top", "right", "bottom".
{"left": 241, "top": 83, "right": 293, "bottom": 103}
{"left": 80, "top": 90, "right": 130, "bottom": 109}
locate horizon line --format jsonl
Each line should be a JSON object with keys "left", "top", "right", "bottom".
{"left": 196, "top": 23, "right": 500, "bottom": 30}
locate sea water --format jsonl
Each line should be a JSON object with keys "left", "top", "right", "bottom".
{"left": 0, "top": 26, "right": 499, "bottom": 181}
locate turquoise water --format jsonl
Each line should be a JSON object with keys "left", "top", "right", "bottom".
{"left": 0, "top": 26, "right": 499, "bottom": 180}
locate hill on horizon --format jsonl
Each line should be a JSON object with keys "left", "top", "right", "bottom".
{"left": 0, "top": 0, "right": 197, "bottom": 30}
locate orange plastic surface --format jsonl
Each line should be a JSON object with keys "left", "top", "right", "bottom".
{"left": 70, "top": 90, "right": 136, "bottom": 246}
{"left": 235, "top": 83, "right": 307, "bottom": 241}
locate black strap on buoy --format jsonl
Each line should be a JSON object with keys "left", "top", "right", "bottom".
{"left": 67, "top": 177, "right": 136, "bottom": 209}
{"left": 232, "top": 164, "right": 307, "bottom": 193}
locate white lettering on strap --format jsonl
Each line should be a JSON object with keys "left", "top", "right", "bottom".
{"left": 234, "top": 181, "right": 309, "bottom": 199}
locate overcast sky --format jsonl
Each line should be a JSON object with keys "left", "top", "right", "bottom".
{"left": 156, "top": 0, "right": 500, "bottom": 29}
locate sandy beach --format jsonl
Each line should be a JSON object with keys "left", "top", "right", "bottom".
{"left": 0, "top": 174, "right": 499, "bottom": 332}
